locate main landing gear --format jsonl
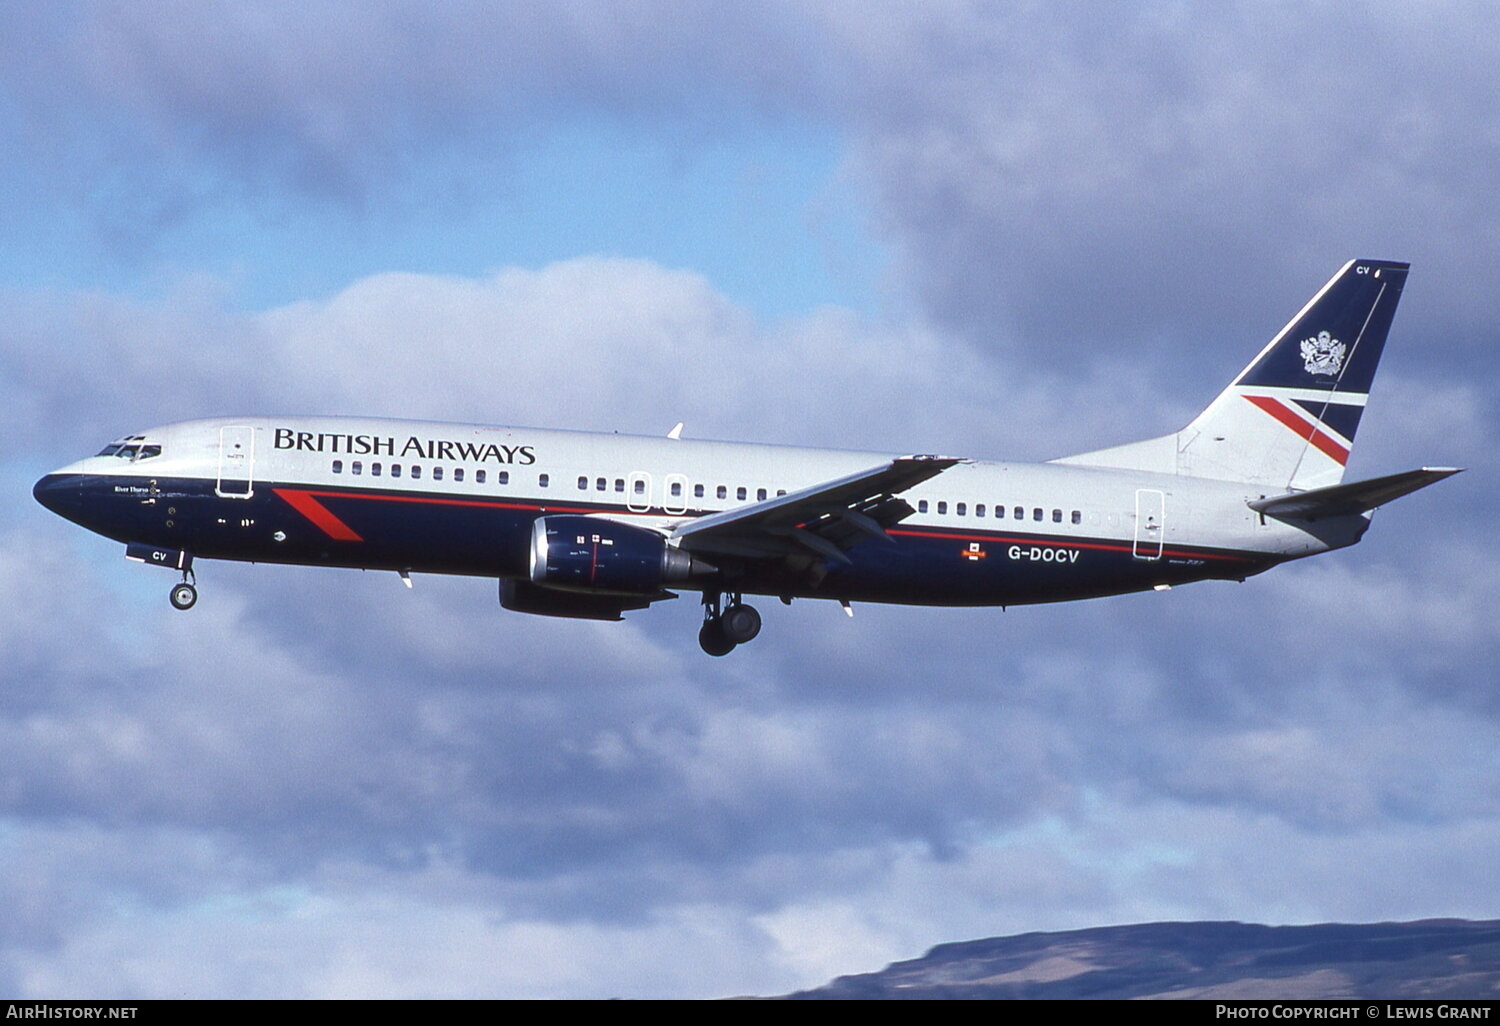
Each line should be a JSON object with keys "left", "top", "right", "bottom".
{"left": 699, "top": 591, "right": 761, "bottom": 657}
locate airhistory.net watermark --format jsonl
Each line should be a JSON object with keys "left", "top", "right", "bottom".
{"left": 5, "top": 1007, "right": 138, "bottom": 1019}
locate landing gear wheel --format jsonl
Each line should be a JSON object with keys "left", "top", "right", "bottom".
{"left": 169, "top": 582, "right": 198, "bottom": 610}
{"left": 720, "top": 603, "right": 761, "bottom": 645}
{"left": 699, "top": 619, "right": 737, "bottom": 657}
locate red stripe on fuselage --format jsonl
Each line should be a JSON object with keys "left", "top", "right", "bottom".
{"left": 273, "top": 487, "right": 609, "bottom": 541}
{"left": 273, "top": 488, "right": 365, "bottom": 542}
{"left": 274, "top": 486, "right": 1261, "bottom": 566}
{"left": 1243, "top": 394, "right": 1350, "bottom": 465}
{"left": 289, "top": 488, "right": 601, "bottom": 514}
{"left": 888, "top": 527, "right": 1258, "bottom": 564}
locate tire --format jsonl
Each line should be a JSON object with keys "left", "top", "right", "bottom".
{"left": 170, "top": 583, "right": 198, "bottom": 610}
{"left": 719, "top": 603, "right": 761, "bottom": 645}
{"left": 698, "top": 619, "right": 737, "bottom": 657}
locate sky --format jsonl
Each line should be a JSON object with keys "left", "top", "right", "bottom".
{"left": 3, "top": 0, "right": 1498, "bottom": 1000}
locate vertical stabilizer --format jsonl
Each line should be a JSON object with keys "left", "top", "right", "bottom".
{"left": 1054, "top": 259, "right": 1409, "bottom": 490}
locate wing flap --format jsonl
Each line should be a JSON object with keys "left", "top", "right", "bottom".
{"left": 1249, "top": 467, "right": 1462, "bottom": 520}
{"left": 672, "top": 455, "right": 960, "bottom": 561}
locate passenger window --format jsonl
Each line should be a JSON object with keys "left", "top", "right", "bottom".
{"left": 757, "top": 488, "right": 767, "bottom": 501}
{"left": 777, "top": 489, "right": 786, "bottom": 497}
{"left": 332, "top": 460, "right": 343, "bottom": 474}
{"left": 411, "top": 465, "right": 422, "bottom": 479}
{"left": 976, "top": 504, "right": 985, "bottom": 517}
{"left": 1032, "top": 508, "right": 1042, "bottom": 521}
{"left": 918, "top": 499, "right": 929, "bottom": 513}
{"left": 476, "top": 470, "right": 486, "bottom": 484}
{"left": 391, "top": 465, "right": 402, "bottom": 478}
{"left": 694, "top": 484, "right": 704, "bottom": 498}
{"left": 578, "top": 476, "right": 588, "bottom": 490}
{"left": 672, "top": 482, "right": 683, "bottom": 497}
{"left": 957, "top": 502, "right": 967, "bottom": 516}
{"left": 539, "top": 474, "right": 549, "bottom": 488}
{"left": 1014, "top": 506, "right": 1024, "bottom": 520}
{"left": 597, "top": 477, "right": 607, "bottom": 491}
{"left": 1071, "top": 510, "right": 1081, "bottom": 525}
{"left": 433, "top": 467, "right": 443, "bottom": 481}
{"left": 737, "top": 486, "right": 747, "bottom": 501}
{"left": 498, "top": 471, "right": 508, "bottom": 485}
{"left": 615, "top": 479, "right": 625, "bottom": 493}
{"left": 454, "top": 468, "right": 464, "bottom": 482}
{"left": 717, "top": 485, "right": 727, "bottom": 500}
{"left": 1052, "top": 509, "right": 1062, "bottom": 523}
{"left": 635, "top": 479, "right": 646, "bottom": 495}
{"left": 938, "top": 501, "right": 948, "bottom": 514}
{"left": 352, "top": 461, "right": 363, "bottom": 475}
{"left": 371, "top": 463, "right": 382, "bottom": 477}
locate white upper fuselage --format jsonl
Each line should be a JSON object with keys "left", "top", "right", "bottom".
{"left": 46, "top": 415, "right": 1350, "bottom": 594}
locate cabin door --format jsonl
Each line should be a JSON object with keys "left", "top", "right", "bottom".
{"left": 1133, "top": 488, "right": 1164, "bottom": 560}
{"left": 216, "top": 425, "right": 256, "bottom": 499}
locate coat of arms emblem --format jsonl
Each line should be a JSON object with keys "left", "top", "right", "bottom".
{"left": 1300, "top": 330, "right": 1346, "bottom": 376}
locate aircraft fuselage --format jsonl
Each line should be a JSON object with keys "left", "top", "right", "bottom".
{"left": 35, "top": 414, "right": 1353, "bottom": 609}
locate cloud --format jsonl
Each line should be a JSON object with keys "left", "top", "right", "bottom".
{"left": 2, "top": 1, "right": 827, "bottom": 207}
{"left": 9, "top": 498, "right": 1499, "bottom": 993}
{"left": 14, "top": 1, "right": 1500, "bottom": 376}
{"left": 814, "top": 2, "right": 1500, "bottom": 370}
{"left": 8, "top": 256, "right": 1015, "bottom": 457}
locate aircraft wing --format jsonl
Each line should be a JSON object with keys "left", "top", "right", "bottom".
{"left": 671, "top": 455, "right": 962, "bottom": 564}
{"left": 1249, "top": 467, "right": 1463, "bottom": 521}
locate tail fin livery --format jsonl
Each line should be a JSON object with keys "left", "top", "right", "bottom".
{"left": 1055, "top": 259, "right": 1410, "bottom": 490}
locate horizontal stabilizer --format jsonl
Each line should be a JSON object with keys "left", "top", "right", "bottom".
{"left": 1249, "top": 467, "right": 1462, "bottom": 520}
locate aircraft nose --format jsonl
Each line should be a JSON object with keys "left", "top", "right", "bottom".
{"left": 33, "top": 473, "right": 84, "bottom": 521}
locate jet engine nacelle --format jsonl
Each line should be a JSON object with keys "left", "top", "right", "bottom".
{"left": 500, "top": 578, "right": 650, "bottom": 621}
{"left": 529, "top": 515, "right": 707, "bottom": 594}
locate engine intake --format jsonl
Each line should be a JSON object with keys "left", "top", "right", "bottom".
{"left": 529, "top": 515, "right": 709, "bottom": 594}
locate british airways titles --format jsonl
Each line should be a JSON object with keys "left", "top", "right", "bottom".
{"left": 274, "top": 428, "right": 536, "bottom": 465}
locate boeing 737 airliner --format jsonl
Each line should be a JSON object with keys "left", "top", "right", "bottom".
{"left": 34, "top": 259, "right": 1459, "bottom": 655}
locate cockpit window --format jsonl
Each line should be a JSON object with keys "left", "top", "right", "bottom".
{"left": 96, "top": 438, "right": 161, "bottom": 461}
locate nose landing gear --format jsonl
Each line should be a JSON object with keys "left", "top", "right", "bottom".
{"left": 699, "top": 591, "right": 761, "bottom": 656}
{"left": 169, "top": 569, "right": 198, "bottom": 610}
{"left": 124, "top": 542, "right": 199, "bottom": 611}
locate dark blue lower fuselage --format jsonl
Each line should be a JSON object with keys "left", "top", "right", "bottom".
{"left": 34, "top": 472, "right": 1273, "bottom": 608}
